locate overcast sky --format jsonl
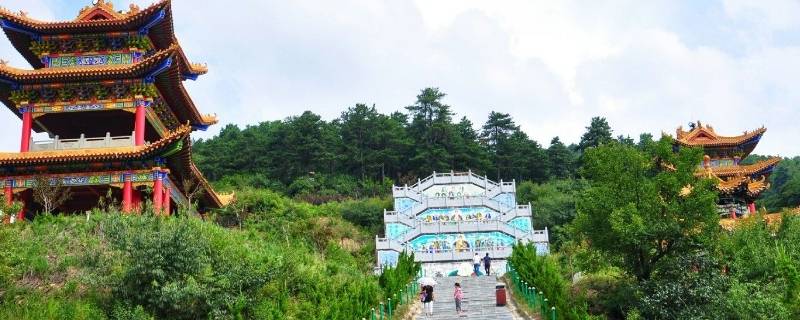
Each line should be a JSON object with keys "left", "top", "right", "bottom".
{"left": 1, "top": 0, "right": 798, "bottom": 156}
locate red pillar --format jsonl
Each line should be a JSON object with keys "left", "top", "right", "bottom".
{"left": 748, "top": 202, "right": 756, "bottom": 214}
{"left": 152, "top": 169, "right": 163, "bottom": 214}
{"left": 122, "top": 173, "right": 132, "bottom": 213}
{"left": 20, "top": 109, "right": 32, "bottom": 152}
{"left": 162, "top": 187, "right": 171, "bottom": 216}
{"left": 134, "top": 101, "right": 146, "bottom": 146}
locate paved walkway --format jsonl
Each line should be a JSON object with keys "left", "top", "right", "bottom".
{"left": 414, "top": 275, "right": 525, "bottom": 320}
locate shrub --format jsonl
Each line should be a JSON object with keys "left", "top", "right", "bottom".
{"left": 509, "top": 243, "right": 588, "bottom": 320}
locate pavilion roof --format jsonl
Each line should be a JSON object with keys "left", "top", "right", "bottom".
{"left": 0, "top": 45, "right": 175, "bottom": 82}
{"left": 0, "top": 1, "right": 204, "bottom": 73}
{"left": 710, "top": 157, "right": 781, "bottom": 178}
{"left": 0, "top": 123, "right": 224, "bottom": 209}
{"left": 674, "top": 121, "right": 766, "bottom": 148}
{"left": 0, "top": 45, "right": 217, "bottom": 128}
{"left": 702, "top": 157, "right": 780, "bottom": 197}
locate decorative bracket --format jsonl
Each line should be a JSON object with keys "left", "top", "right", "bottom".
{"left": 0, "top": 19, "right": 40, "bottom": 41}
{"left": 138, "top": 9, "right": 166, "bottom": 36}
{"left": 182, "top": 73, "right": 199, "bottom": 81}
{"left": 144, "top": 57, "right": 172, "bottom": 83}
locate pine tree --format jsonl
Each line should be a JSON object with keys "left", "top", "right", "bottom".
{"left": 578, "top": 116, "right": 613, "bottom": 152}
{"left": 480, "top": 111, "right": 519, "bottom": 180}
{"left": 547, "top": 136, "right": 574, "bottom": 179}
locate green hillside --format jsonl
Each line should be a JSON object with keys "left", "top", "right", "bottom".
{"left": 0, "top": 189, "right": 415, "bottom": 319}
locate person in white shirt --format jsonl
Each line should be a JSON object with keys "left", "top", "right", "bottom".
{"left": 473, "top": 253, "right": 481, "bottom": 276}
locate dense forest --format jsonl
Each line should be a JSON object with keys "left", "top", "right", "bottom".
{"left": 194, "top": 87, "right": 799, "bottom": 212}
{"left": 2, "top": 87, "right": 798, "bottom": 319}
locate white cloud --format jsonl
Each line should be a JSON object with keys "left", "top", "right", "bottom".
{"left": 0, "top": 0, "right": 797, "bottom": 157}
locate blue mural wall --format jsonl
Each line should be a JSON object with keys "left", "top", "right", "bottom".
{"left": 508, "top": 217, "right": 532, "bottom": 232}
{"left": 378, "top": 250, "right": 399, "bottom": 267}
{"left": 492, "top": 192, "right": 516, "bottom": 208}
{"left": 417, "top": 207, "right": 499, "bottom": 222}
{"left": 386, "top": 223, "right": 412, "bottom": 240}
{"left": 410, "top": 232, "right": 516, "bottom": 252}
{"left": 395, "top": 198, "right": 417, "bottom": 212}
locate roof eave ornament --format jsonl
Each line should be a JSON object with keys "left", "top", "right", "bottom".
{"left": 138, "top": 8, "right": 166, "bottom": 36}
{"left": 0, "top": 19, "right": 41, "bottom": 41}
{"left": 144, "top": 56, "right": 173, "bottom": 83}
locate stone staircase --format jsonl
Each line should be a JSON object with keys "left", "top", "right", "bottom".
{"left": 415, "top": 275, "right": 517, "bottom": 320}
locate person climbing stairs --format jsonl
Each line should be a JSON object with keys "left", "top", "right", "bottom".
{"left": 414, "top": 275, "right": 524, "bottom": 320}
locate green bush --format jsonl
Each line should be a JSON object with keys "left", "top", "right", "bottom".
{"left": 509, "top": 243, "right": 588, "bottom": 320}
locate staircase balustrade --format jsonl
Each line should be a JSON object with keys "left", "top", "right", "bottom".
{"left": 29, "top": 131, "right": 138, "bottom": 151}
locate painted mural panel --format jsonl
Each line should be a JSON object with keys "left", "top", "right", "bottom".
{"left": 394, "top": 197, "right": 417, "bottom": 212}
{"left": 409, "top": 232, "right": 516, "bottom": 252}
{"left": 492, "top": 193, "right": 516, "bottom": 208}
{"left": 417, "top": 207, "right": 499, "bottom": 222}
{"left": 386, "top": 223, "right": 412, "bottom": 240}
{"left": 422, "top": 184, "right": 485, "bottom": 198}
{"left": 378, "top": 250, "right": 400, "bottom": 268}
{"left": 509, "top": 217, "right": 532, "bottom": 232}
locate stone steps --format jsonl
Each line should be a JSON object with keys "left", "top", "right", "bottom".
{"left": 415, "top": 276, "right": 516, "bottom": 320}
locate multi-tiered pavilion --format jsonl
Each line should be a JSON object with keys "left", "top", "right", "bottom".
{"left": 0, "top": 0, "right": 225, "bottom": 220}
{"left": 673, "top": 121, "right": 781, "bottom": 218}
{"left": 376, "top": 171, "right": 549, "bottom": 276}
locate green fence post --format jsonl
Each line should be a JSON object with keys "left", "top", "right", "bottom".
{"left": 380, "top": 302, "right": 384, "bottom": 320}
{"left": 551, "top": 306, "right": 557, "bottom": 320}
{"left": 543, "top": 298, "right": 549, "bottom": 317}
{"left": 388, "top": 298, "right": 393, "bottom": 318}
{"left": 371, "top": 308, "right": 376, "bottom": 320}
{"left": 539, "top": 292, "right": 544, "bottom": 311}
{"left": 528, "top": 287, "right": 534, "bottom": 306}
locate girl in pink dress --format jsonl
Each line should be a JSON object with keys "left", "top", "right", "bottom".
{"left": 454, "top": 282, "right": 464, "bottom": 315}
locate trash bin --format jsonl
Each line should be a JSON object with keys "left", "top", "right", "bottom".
{"left": 496, "top": 283, "right": 507, "bottom": 306}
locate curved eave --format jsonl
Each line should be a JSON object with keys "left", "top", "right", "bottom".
{"left": 0, "top": 123, "right": 191, "bottom": 166}
{"left": 0, "top": 46, "right": 176, "bottom": 84}
{"left": 1, "top": 1, "right": 171, "bottom": 68}
{"left": 0, "top": 1, "right": 205, "bottom": 77}
{"left": 154, "top": 65, "right": 217, "bottom": 128}
{"left": 711, "top": 157, "right": 781, "bottom": 178}
{"left": 675, "top": 127, "right": 766, "bottom": 149}
{"left": 165, "top": 139, "right": 223, "bottom": 209}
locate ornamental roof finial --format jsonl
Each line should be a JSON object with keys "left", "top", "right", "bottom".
{"left": 128, "top": 3, "right": 140, "bottom": 14}
{"left": 0, "top": 59, "right": 8, "bottom": 65}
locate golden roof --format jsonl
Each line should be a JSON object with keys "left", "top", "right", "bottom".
{"left": 710, "top": 157, "right": 781, "bottom": 177}
{"left": 0, "top": 46, "right": 175, "bottom": 82}
{"left": 0, "top": 0, "right": 168, "bottom": 30}
{"left": 0, "top": 124, "right": 190, "bottom": 165}
{"left": 76, "top": 0, "right": 128, "bottom": 21}
{"left": 675, "top": 121, "right": 766, "bottom": 147}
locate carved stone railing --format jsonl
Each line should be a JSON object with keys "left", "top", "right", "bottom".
{"left": 30, "top": 132, "right": 137, "bottom": 151}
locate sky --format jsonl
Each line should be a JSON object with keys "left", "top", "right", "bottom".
{"left": 0, "top": 0, "right": 798, "bottom": 156}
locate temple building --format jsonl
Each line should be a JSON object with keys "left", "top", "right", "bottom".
{"left": 673, "top": 121, "right": 781, "bottom": 218}
{"left": 376, "top": 171, "right": 549, "bottom": 276}
{"left": 0, "top": 0, "right": 226, "bottom": 220}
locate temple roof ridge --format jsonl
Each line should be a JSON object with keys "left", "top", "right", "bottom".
{"left": 0, "top": 0, "right": 169, "bottom": 26}
{"left": 674, "top": 121, "right": 767, "bottom": 148}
